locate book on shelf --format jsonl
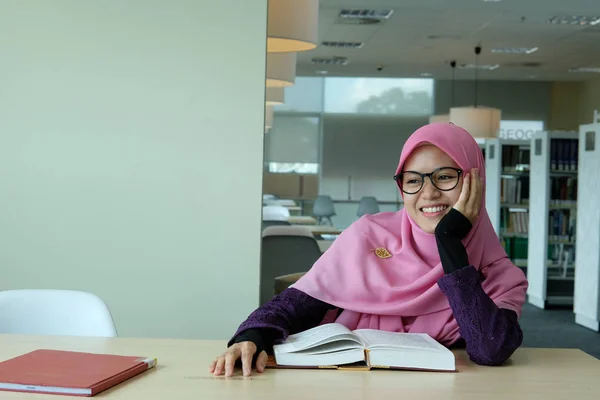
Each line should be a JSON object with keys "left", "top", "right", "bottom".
{"left": 502, "top": 210, "right": 529, "bottom": 235}
{"left": 0, "top": 349, "right": 157, "bottom": 397}
{"left": 550, "top": 138, "right": 578, "bottom": 171}
{"left": 502, "top": 236, "right": 528, "bottom": 262}
{"left": 267, "top": 323, "right": 456, "bottom": 372}
{"left": 548, "top": 210, "right": 576, "bottom": 242}
{"left": 550, "top": 176, "right": 577, "bottom": 205}
{"left": 502, "top": 145, "right": 530, "bottom": 172}
{"left": 500, "top": 176, "right": 529, "bottom": 205}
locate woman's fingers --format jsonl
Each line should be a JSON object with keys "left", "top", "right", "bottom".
{"left": 213, "top": 356, "right": 226, "bottom": 376}
{"left": 255, "top": 351, "right": 268, "bottom": 373}
{"left": 455, "top": 171, "right": 470, "bottom": 212}
{"left": 224, "top": 347, "right": 241, "bottom": 377}
{"left": 208, "top": 359, "right": 217, "bottom": 373}
{"left": 240, "top": 343, "right": 257, "bottom": 376}
{"left": 467, "top": 168, "right": 479, "bottom": 210}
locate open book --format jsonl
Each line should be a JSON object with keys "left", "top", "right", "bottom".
{"left": 270, "top": 323, "right": 456, "bottom": 372}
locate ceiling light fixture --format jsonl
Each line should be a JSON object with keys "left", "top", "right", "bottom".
{"left": 265, "top": 105, "right": 274, "bottom": 134}
{"left": 265, "top": 87, "right": 285, "bottom": 105}
{"left": 311, "top": 56, "right": 349, "bottom": 66}
{"left": 266, "top": 52, "right": 296, "bottom": 87}
{"left": 459, "top": 63, "right": 500, "bottom": 71}
{"left": 267, "top": 0, "right": 319, "bottom": 52}
{"left": 450, "top": 45, "right": 501, "bottom": 138}
{"left": 429, "top": 61, "right": 456, "bottom": 124}
{"left": 547, "top": 16, "right": 600, "bottom": 26}
{"left": 321, "top": 41, "right": 364, "bottom": 49}
{"left": 420, "top": 72, "right": 433, "bottom": 77}
{"left": 569, "top": 67, "right": 600, "bottom": 73}
{"left": 339, "top": 9, "right": 394, "bottom": 20}
{"left": 491, "top": 47, "right": 538, "bottom": 54}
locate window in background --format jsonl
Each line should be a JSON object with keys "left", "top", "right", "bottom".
{"left": 273, "top": 77, "right": 324, "bottom": 113}
{"left": 324, "top": 77, "right": 434, "bottom": 115}
{"left": 268, "top": 162, "right": 318, "bottom": 174}
{"left": 264, "top": 115, "right": 320, "bottom": 174}
{"left": 499, "top": 120, "right": 545, "bottom": 140}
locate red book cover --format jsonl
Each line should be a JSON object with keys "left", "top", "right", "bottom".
{"left": 0, "top": 349, "right": 157, "bottom": 397}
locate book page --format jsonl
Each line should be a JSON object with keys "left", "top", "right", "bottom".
{"left": 274, "top": 323, "right": 361, "bottom": 354}
{"left": 353, "top": 329, "right": 446, "bottom": 352}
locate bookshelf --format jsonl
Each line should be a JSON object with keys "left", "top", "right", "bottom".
{"left": 484, "top": 139, "right": 531, "bottom": 273}
{"left": 527, "top": 131, "right": 579, "bottom": 309}
{"left": 574, "top": 122, "right": 600, "bottom": 331}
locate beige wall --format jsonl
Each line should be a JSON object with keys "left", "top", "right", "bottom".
{"left": 0, "top": 0, "right": 267, "bottom": 339}
{"left": 549, "top": 80, "right": 600, "bottom": 130}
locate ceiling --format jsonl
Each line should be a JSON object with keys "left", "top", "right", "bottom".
{"left": 295, "top": 0, "right": 600, "bottom": 81}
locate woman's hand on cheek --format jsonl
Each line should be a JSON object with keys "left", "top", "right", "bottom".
{"left": 452, "top": 168, "right": 483, "bottom": 225}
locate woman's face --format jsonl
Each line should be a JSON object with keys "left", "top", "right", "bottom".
{"left": 399, "top": 145, "right": 463, "bottom": 234}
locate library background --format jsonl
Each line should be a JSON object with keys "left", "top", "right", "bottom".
{"left": 264, "top": 76, "right": 600, "bottom": 334}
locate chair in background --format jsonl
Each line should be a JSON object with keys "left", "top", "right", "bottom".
{"left": 262, "top": 220, "right": 291, "bottom": 231}
{"left": 265, "top": 199, "right": 296, "bottom": 207}
{"left": 263, "top": 194, "right": 279, "bottom": 202}
{"left": 0, "top": 289, "right": 118, "bottom": 337}
{"left": 357, "top": 196, "right": 380, "bottom": 217}
{"left": 260, "top": 226, "right": 322, "bottom": 305}
{"left": 274, "top": 272, "right": 306, "bottom": 295}
{"left": 262, "top": 205, "right": 290, "bottom": 221}
{"left": 312, "top": 195, "right": 336, "bottom": 226}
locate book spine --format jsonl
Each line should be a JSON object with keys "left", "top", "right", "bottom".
{"left": 92, "top": 359, "right": 157, "bottom": 396}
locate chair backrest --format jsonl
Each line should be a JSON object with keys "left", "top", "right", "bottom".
{"left": 263, "top": 194, "right": 278, "bottom": 202}
{"left": 260, "top": 226, "right": 322, "bottom": 304}
{"left": 262, "top": 220, "right": 291, "bottom": 231}
{"left": 357, "top": 196, "right": 380, "bottom": 216}
{"left": 0, "top": 289, "right": 118, "bottom": 337}
{"left": 265, "top": 199, "right": 296, "bottom": 207}
{"left": 262, "top": 205, "right": 290, "bottom": 221}
{"left": 312, "top": 195, "right": 336, "bottom": 217}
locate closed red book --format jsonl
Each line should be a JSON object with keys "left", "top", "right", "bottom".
{"left": 0, "top": 349, "right": 157, "bottom": 397}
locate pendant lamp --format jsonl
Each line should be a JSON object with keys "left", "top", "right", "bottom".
{"left": 429, "top": 61, "right": 455, "bottom": 124}
{"left": 266, "top": 52, "right": 296, "bottom": 87}
{"left": 449, "top": 47, "right": 501, "bottom": 138}
{"left": 266, "top": 87, "right": 285, "bottom": 105}
{"left": 267, "top": 0, "right": 319, "bottom": 53}
{"left": 265, "top": 105, "right": 274, "bottom": 132}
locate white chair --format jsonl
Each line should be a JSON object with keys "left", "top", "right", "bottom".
{"left": 265, "top": 199, "right": 297, "bottom": 207}
{"left": 0, "top": 289, "right": 118, "bottom": 337}
{"left": 262, "top": 205, "right": 290, "bottom": 221}
{"left": 263, "top": 194, "right": 278, "bottom": 202}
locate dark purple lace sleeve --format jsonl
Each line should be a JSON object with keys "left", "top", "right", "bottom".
{"left": 229, "top": 287, "right": 336, "bottom": 348}
{"left": 437, "top": 266, "right": 523, "bottom": 366}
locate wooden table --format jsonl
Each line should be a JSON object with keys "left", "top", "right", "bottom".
{"left": 1, "top": 335, "right": 599, "bottom": 399}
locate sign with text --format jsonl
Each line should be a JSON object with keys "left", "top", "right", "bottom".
{"left": 498, "top": 120, "right": 544, "bottom": 141}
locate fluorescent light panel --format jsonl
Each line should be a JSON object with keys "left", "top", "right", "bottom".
{"left": 459, "top": 63, "right": 500, "bottom": 71}
{"left": 321, "top": 41, "right": 364, "bottom": 49}
{"left": 569, "top": 67, "right": 600, "bottom": 73}
{"left": 491, "top": 47, "right": 538, "bottom": 54}
{"left": 339, "top": 9, "right": 394, "bottom": 20}
{"left": 311, "top": 57, "right": 349, "bottom": 66}
{"left": 547, "top": 16, "right": 600, "bottom": 26}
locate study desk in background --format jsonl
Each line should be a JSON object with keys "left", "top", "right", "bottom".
{"left": 1, "top": 334, "right": 599, "bottom": 399}
{"left": 286, "top": 216, "right": 317, "bottom": 225}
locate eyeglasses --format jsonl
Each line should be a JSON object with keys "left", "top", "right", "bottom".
{"left": 394, "top": 167, "right": 463, "bottom": 195}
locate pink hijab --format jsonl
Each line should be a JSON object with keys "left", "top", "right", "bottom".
{"left": 292, "top": 123, "right": 528, "bottom": 346}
